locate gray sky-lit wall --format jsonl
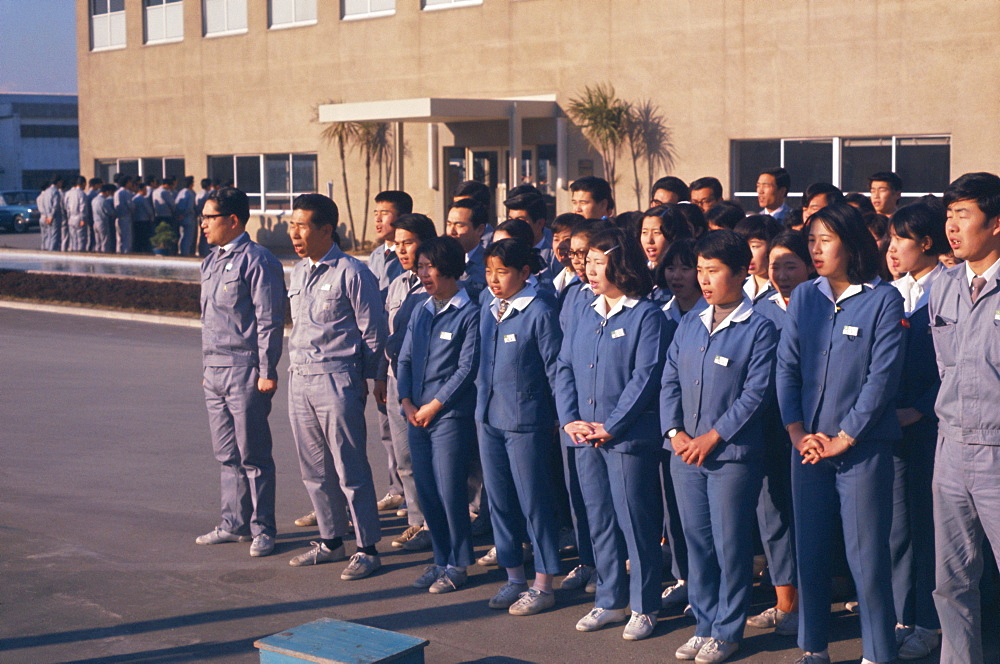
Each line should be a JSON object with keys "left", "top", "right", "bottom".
{"left": 0, "top": 0, "right": 77, "bottom": 94}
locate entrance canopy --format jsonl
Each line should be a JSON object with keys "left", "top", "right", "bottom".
{"left": 316, "top": 95, "right": 566, "bottom": 191}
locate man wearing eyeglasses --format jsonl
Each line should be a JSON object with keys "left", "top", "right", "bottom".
{"left": 194, "top": 187, "right": 286, "bottom": 559}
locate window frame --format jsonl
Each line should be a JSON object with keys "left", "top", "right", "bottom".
{"left": 206, "top": 153, "right": 318, "bottom": 213}
{"left": 421, "top": 0, "right": 483, "bottom": 12}
{"left": 90, "top": 0, "right": 127, "bottom": 52}
{"left": 269, "top": 0, "right": 318, "bottom": 29}
{"left": 203, "top": 0, "right": 249, "bottom": 38}
{"left": 342, "top": 0, "right": 396, "bottom": 21}
{"left": 144, "top": 0, "right": 184, "bottom": 45}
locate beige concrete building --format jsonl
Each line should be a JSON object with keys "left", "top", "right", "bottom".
{"left": 77, "top": 0, "right": 1000, "bottom": 250}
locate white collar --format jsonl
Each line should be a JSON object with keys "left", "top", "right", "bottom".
{"left": 893, "top": 263, "right": 945, "bottom": 315}
{"left": 592, "top": 294, "right": 639, "bottom": 319}
{"left": 965, "top": 256, "right": 1000, "bottom": 287}
{"left": 767, "top": 290, "right": 788, "bottom": 312}
{"left": 743, "top": 276, "right": 772, "bottom": 300}
{"left": 552, "top": 267, "right": 575, "bottom": 292}
{"left": 490, "top": 283, "right": 537, "bottom": 321}
{"left": 219, "top": 232, "right": 248, "bottom": 255}
{"left": 698, "top": 296, "right": 754, "bottom": 335}
{"left": 423, "top": 288, "right": 470, "bottom": 316}
{"left": 815, "top": 276, "right": 881, "bottom": 304}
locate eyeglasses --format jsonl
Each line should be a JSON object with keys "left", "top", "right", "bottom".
{"left": 199, "top": 213, "right": 227, "bottom": 220}
{"left": 568, "top": 250, "right": 588, "bottom": 260}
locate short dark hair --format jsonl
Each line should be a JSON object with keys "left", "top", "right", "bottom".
{"left": 201, "top": 178, "right": 212, "bottom": 189}
{"left": 415, "top": 236, "right": 466, "bottom": 280}
{"left": 293, "top": 193, "right": 341, "bottom": 244}
{"left": 613, "top": 211, "right": 643, "bottom": 233}
{"left": 654, "top": 237, "right": 697, "bottom": 290}
{"left": 183, "top": 176, "right": 194, "bottom": 188}
{"left": 570, "top": 176, "right": 614, "bottom": 209}
{"left": 391, "top": 212, "right": 437, "bottom": 241}
{"left": 375, "top": 190, "right": 413, "bottom": 215}
{"left": 100, "top": 184, "right": 116, "bottom": 195}
{"left": 508, "top": 184, "right": 541, "bottom": 198}
{"left": 689, "top": 176, "right": 723, "bottom": 200}
{"left": 675, "top": 202, "right": 708, "bottom": 237}
{"left": 588, "top": 227, "right": 653, "bottom": 298}
{"left": 571, "top": 218, "right": 614, "bottom": 242}
{"left": 869, "top": 171, "right": 903, "bottom": 192}
{"left": 734, "top": 214, "right": 783, "bottom": 243}
{"left": 803, "top": 182, "right": 844, "bottom": 209}
{"left": 494, "top": 218, "right": 535, "bottom": 247}
{"left": 552, "top": 212, "right": 586, "bottom": 234}
{"left": 207, "top": 187, "right": 251, "bottom": 225}
{"left": 651, "top": 176, "right": 690, "bottom": 202}
{"left": 807, "top": 203, "right": 881, "bottom": 284}
{"left": 844, "top": 192, "right": 876, "bottom": 215}
{"left": 452, "top": 180, "right": 490, "bottom": 208}
{"left": 864, "top": 212, "right": 889, "bottom": 240}
{"left": 769, "top": 229, "right": 816, "bottom": 279}
{"left": 890, "top": 202, "right": 948, "bottom": 256}
{"left": 75, "top": 176, "right": 86, "bottom": 187}
{"left": 760, "top": 167, "right": 791, "bottom": 192}
{"left": 163, "top": 176, "right": 176, "bottom": 186}
{"left": 639, "top": 205, "right": 694, "bottom": 244}
{"left": 117, "top": 175, "right": 133, "bottom": 187}
{"left": 88, "top": 177, "right": 103, "bottom": 187}
{"left": 695, "top": 229, "right": 752, "bottom": 276}
{"left": 705, "top": 202, "right": 745, "bottom": 230}
{"left": 943, "top": 172, "right": 1000, "bottom": 220}
{"left": 484, "top": 237, "right": 542, "bottom": 274}
{"left": 504, "top": 192, "right": 547, "bottom": 223}
{"left": 449, "top": 198, "right": 488, "bottom": 229}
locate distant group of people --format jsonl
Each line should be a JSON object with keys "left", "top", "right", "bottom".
{"left": 36, "top": 174, "right": 224, "bottom": 256}
{"left": 192, "top": 166, "right": 1000, "bottom": 664}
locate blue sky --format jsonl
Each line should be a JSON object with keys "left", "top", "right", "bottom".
{"left": 0, "top": 0, "right": 77, "bottom": 93}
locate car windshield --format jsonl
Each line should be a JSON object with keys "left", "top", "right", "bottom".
{"left": 1, "top": 191, "right": 34, "bottom": 206}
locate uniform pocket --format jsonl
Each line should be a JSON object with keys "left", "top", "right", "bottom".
{"left": 930, "top": 323, "right": 957, "bottom": 368}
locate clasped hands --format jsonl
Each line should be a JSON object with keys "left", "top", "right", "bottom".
{"left": 402, "top": 397, "right": 444, "bottom": 428}
{"left": 787, "top": 422, "right": 853, "bottom": 464}
{"left": 563, "top": 421, "right": 612, "bottom": 447}
{"left": 670, "top": 429, "right": 722, "bottom": 467}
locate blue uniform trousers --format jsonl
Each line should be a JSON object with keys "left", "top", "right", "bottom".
{"left": 933, "top": 437, "right": 1000, "bottom": 664}
{"left": 793, "top": 442, "right": 897, "bottom": 662}
{"left": 756, "top": 432, "right": 797, "bottom": 587}
{"left": 478, "top": 422, "right": 561, "bottom": 575}
{"left": 203, "top": 365, "right": 276, "bottom": 538}
{"left": 672, "top": 456, "right": 762, "bottom": 643}
{"left": 576, "top": 444, "right": 663, "bottom": 615}
{"left": 386, "top": 376, "right": 423, "bottom": 526}
{"left": 288, "top": 368, "right": 381, "bottom": 546}
{"left": 660, "top": 449, "right": 689, "bottom": 581}
{"left": 890, "top": 423, "right": 939, "bottom": 629}
{"left": 562, "top": 438, "right": 595, "bottom": 567}
{"left": 409, "top": 416, "right": 475, "bottom": 568}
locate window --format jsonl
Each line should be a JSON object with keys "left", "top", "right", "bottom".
{"left": 91, "top": 0, "right": 126, "bottom": 51}
{"left": 271, "top": 0, "right": 317, "bottom": 27}
{"left": 343, "top": 0, "right": 394, "bottom": 20}
{"left": 208, "top": 154, "right": 317, "bottom": 211}
{"left": 20, "top": 125, "right": 80, "bottom": 139}
{"left": 422, "top": 0, "right": 482, "bottom": 10}
{"left": 93, "top": 157, "right": 185, "bottom": 184}
{"left": 730, "top": 135, "right": 951, "bottom": 210}
{"left": 145, "top": 0, "right": 183, "bottom": 44}
{"left": 204, "top": 0, "right": 247, "bottom": 37}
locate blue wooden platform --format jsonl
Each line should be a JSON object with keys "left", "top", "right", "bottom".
{"left": 254, "top": 617, "right": 429, "bottom": 664}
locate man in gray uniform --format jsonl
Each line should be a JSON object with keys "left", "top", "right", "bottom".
{"left": 175, "top": 176, "right": 198, "bottom": 256}
{"left": 930, "top": 171, "right": 1000, "bottom": 664}
{"left": 37, "top": 177, "right": 65, "bottom": 251}
{"left": 84, "top": 178, "right": 103, "bottom": 252}
{"left": 63, "top": 176, "right": 88, "bottom": 252}
{"left": 113, "top": 175, "right": 134, "bottom": 253}
{"left": 285, "top": 193, "right": 386, "bottom": 581}
{"left": 195, "top": 187, "right": 286, "bottom": 558}
{"left": 92, "top": 184, "right": 116, "bottom": 253}
{"left": 152, "top": 177, "right": 176, "bottom": 234}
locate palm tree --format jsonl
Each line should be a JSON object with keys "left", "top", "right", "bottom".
{"left": 356, "top": 122, "right": 392, "bottom": 246}
{"left": 567, "top": 83, "right": 630, "bottom": 204}
{"left": 320, "top": 119, "right": 359, "bottom": 249}
{"left": 624, "top": 100, "right": 677, "bottom": 209}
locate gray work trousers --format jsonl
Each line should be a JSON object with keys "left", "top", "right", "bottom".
{"left": 387, "top": 375, "right": 424, "bottom": 527}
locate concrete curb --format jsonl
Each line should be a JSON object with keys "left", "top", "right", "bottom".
{"left": 0, "top": 299, "right": 202, "bottom": 328}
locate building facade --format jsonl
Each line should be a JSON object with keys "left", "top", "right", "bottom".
{"left": 0, "top": 93, "right": 80, "bottom": 191}
{"left": 76, "top": 0, "right": 1000, "bottom": 250}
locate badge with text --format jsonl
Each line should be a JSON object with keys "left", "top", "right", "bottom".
{"left": 439, "top": 331, "right": 453, "bottom": 341}
{"left": 714, "top": 355, "right": 730, "bottom": 367}
{"left": 995, "top": 310, "right": 1000, "bottom": 321}
{"left": 321, "top": 283, "right": 332, "bottom": 291}
{"left": 842, "top": 325, "right": 859, "bottom": 337}
{"left": 503, "top": 334, "right": 517, "bottom": 343}
{"left": 225, "top": 262, "right": 233, "bottom": 271}
{"left": 611, "top": 328, "right": 625, "bottom": 339}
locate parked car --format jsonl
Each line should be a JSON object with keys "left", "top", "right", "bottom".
{"left": 0, "top": 190, "right": 41, "bottom": 233}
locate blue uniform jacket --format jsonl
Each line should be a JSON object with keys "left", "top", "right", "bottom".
{"left": 558, "top": 281, "right": 593, "bottom": 331}
{"left": 377, "top": 271, "right": 428, "bottom": 381}
{"left": 929, "top": 263, "right": 1000, "bottom": 444}
{"left": 777, "top": 278, "right": 905, "bottom": 442}
{"left": 367, "top": 242, "right": 404, "bottom": 301}
{"left": 897, "top": 303, "right": 939, "bottom": 419}
{"left": 460, "top": 244, "right": 487, "bottom": 302}
{"left": 287, "top": 244, "right": 387, "bottom": 378}
{"left": 475, "top": 286, "right": 562, "bottom": 431}
{"left": 200, "top": 232, "right": 286, "bottom": 379}
{"left": 555, "top": 295, "right": 669, "bottom": 453}
{"left": 397, "top": 289, "right": 480, "bottom": 419}
{"left": 661, "top": 298, "right": 777, "bottom": 461}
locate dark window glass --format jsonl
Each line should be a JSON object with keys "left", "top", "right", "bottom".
{"left": 292, "top": 154, "right": 317, "bottom": 192}
{"left": 841, "top": 138, "right": 892, "bottom": 193}
{"left": 897, "top": 138, "right": 950, "bottom": 193}
{"left": 236, "top": 156, "right": 261, "bottom": 193}
{"left": 164, "top": 158, "right": 185, "bottom": 181}
{"left": 207, "top": 155, "right": 234, "bottom": 185}
{"left": 784, "top": 140, "right": 832, "bottom": 191}
{"left": 731, "top": 140, "right": 780, "bottom": 192}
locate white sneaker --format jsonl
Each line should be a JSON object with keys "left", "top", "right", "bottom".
{"left": 340, "top": 552, "right": 381, "bottom": 580}
{"left": 476, "top": 546, "right": 498, "bottom": 566}
{"left": 622, "top": 611, "right": 657, "bottom": 641}
{"left": 249, "top": 533, "right": 274, "bottom": 557}
{"left": 661, "top": 579, "right": 689, "bottom": 607}
{"left": 376, "top": 492, "right": 404, "bottom": 511}
{"left": 676, "top": 635, "right": 712, "bottom": 660}
{"left": 575, "top": 607, "right": 629, "bottom": 632}
{"left": 288, "top": 541, "right": 345, "bottom": 567}
{"left": 898, "top": 626, "right": 940, "bottom": 660}
{"left": 195, "top": 527, "right": 252, "bottom": 545}
{"left": 695, "top": 639, "right": 738, "bottom": 663}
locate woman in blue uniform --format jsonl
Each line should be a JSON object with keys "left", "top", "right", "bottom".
{"left": 476, "top": 238, "right": 563, "bottom": 616}
{"left": 776, "top": 203, "right": 906, "bottom": 664}
{"left": 661, "top": 230, "right": 778, "bottom": 663}
{"left": 555, "top": 227, "right": 670, "bottom": 641}
{"left": 397, "top": 236, "right": 481, "bottom": 594}
{"left": 886, "top": 201, "right": 947, "bottom": 659}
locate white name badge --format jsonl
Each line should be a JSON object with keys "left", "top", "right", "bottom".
{"left": 225, "top": 262, "right": 233, "bottom": 271}
{"left": 440, "top": 331, "right": 453, "bottom": 341}
{"left": 611, "top": 328, "right": 625, "bottom": 339}
{"left": 503, "top": 334, "right": 517, "bottom": 343}
{"left": 994, "top": 310, "right": 1000, "bottom": 321}
{"left": 842, "top": 325, "right": 859, "bottom": 337}
{"left": 321, "top": 283, "right": 332, "bottom": 291}
{"left": 714, "top": 355, "right": 730, "bottom": 367}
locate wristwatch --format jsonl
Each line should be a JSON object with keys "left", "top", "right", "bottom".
{"left": 666, "top": 428, "right": 685, "bottom": 439}
{"left": 837, "top": 430, "right": 857, "bottom": 447}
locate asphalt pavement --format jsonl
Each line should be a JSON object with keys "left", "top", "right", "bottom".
{"left": 0, "top": 306, "right": 941, "bottom": 664}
